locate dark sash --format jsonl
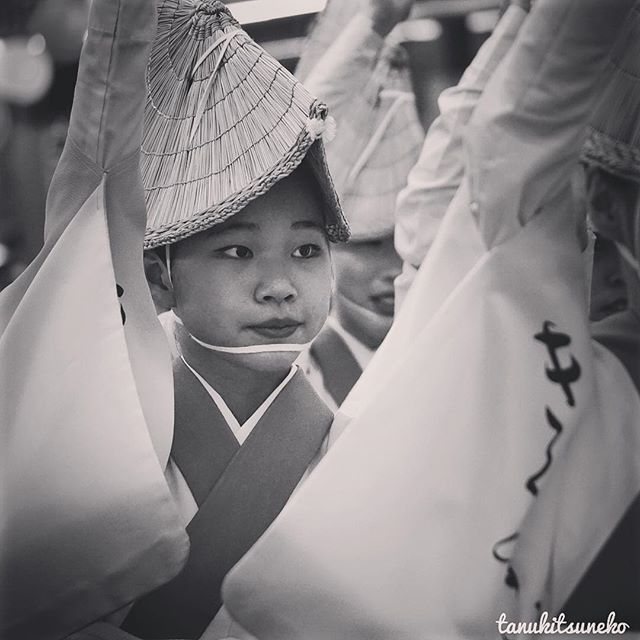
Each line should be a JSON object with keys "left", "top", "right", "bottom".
{"left": 123, "top": 365, "right": 333, "bottom": 639}
{"left": 310, "top": 324, "right": 363, "bottom": 406}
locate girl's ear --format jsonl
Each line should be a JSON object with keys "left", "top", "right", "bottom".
{"left": 143, "top": 250, "right": 176, "bottom": 313}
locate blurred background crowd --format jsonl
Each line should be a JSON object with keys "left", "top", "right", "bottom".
{"left": 0, "top": 0, "right": 629, "bottom": 319}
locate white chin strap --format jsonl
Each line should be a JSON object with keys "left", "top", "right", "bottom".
{"left": 170, "top": 313, "right": 311, "bottom": 355}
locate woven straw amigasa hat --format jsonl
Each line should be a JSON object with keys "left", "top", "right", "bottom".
{"left": 142, "top": 0, "right": 350, "bottom": 250}
{"left": 581, "top": 5, "right": 640, "bottom": 256}
{"left": 581, "top": 6, "right": 640, "bottom": 184}
{"left": 296, "top": 0, "right": 424, "bottom": 242}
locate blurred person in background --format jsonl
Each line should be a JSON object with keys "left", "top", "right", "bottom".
{"left": 569, "top": 156, "right": 628, "bottom": 323}
{"left": 589, "top": 235, "right": 628, "bottom": 322}
{"left": 559, "top": 48, "right": 640, "bottom": 625}
{"left": 296, "top": 0, "right": 424, "bottom": 410}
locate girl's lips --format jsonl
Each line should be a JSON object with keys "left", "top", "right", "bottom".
{"left": 371, "top": 292, "right": 395, "bottom": 317}
{"left": 248, "top": 323, "right": 302, "bottom": 339}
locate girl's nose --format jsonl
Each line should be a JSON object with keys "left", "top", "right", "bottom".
{"left": 254, "top": 272, "right": 298, "bottom": 304}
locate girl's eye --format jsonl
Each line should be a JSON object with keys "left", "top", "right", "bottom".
{"left": 219, "top": 245, "right": 253, "bottom": 259}
{"left": 292, "top": 244, "right": 321, "bottom": 259}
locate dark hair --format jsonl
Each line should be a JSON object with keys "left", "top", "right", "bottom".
{"left": 148, "top": 245, "right": 168, "bottom": 266}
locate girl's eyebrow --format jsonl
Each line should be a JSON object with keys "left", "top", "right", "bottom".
{"left": 209, "top": 222, "right": 259, "bottom": 236}
{"left": 292, "top": 220, "right": 323, "bottom": 230}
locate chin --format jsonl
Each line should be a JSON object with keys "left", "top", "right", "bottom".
{"left": 230, "top": 350, "right": 300, "bottom": 374}
{"left": 335, "top": 293, "right": 394, "bottom": 348}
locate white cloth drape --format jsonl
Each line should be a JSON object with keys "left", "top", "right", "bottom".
{"left": 222, "top": 2, "right": 640, "bottom": 638}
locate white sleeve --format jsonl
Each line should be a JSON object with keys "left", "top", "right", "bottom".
{"left": 303, "top": 14, "right": 385, "bottom": 113}
{"left": 394, "top": 5, "right": 527, "bottom": 309}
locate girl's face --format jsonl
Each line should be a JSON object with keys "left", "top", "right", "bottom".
{"left": 169, "top": 168, "right": 333, "bottom": 370}
{"left": 585, "top": 164, "right": 640, "bottom": 314}
{"left": 585, "top": 165, "right": 639, "bottom": 257}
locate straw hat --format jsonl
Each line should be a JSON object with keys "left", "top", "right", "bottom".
{"left": 581, "top": 7, "right": 640, "bottom": 184}
{"left": 581, "top": 5, "right": 640, "bottom": 256}
{"left": 142, "top": 0, "right": 349, "bottom": 250}
{"left": 296, "top": 1, "right": 424, "bottom": 241}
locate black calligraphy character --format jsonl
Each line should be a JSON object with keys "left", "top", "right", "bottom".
{"left": 116, "top": 284, "right": 126, "bottom": 325}
{"left": 492, "top": 532, "right": 520, "bottom": 592}
{"left": 534, "top": 321, "right": 581, "bottom": 406}
{"left": 526, "top": 408, "right": 563, "bottom": 496}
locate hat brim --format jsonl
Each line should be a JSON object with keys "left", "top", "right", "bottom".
{"left": 144, "top": 128, "right": 349, "bottom": 249}
{"left": 305, "top": 139, "right": 351, "bottom": 244}
{"left": 582, "top": 128, "right": 640, "bottom": 184}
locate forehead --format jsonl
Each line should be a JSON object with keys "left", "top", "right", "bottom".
{"left": 214, "top": 166, "right": 326, "bottom": 232}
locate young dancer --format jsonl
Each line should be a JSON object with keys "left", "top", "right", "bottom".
{"left": 120, "top": 2, "right": 350, "bottom": 638}
{"left": 296, "top": 0, "right": 422, "bottom": 408}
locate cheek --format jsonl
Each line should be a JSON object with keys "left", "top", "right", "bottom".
{"left": 177, "top": 273, "right": 224, "bottom": 312}
{"left": 333, "top": 250, "right": 370, "bottom": 299}
{"left": 298, "top": 260, "right": 332, "bottom": 329}
{"left": 174, "top": 263, "right": 249, "bottom": 338}
{"left": 381, "top": 242, "right": 402, "bottom": 274}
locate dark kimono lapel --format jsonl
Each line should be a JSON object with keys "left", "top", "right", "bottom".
{"left": 171, "top": 358, "right": 240, "bottom": 505}
{"left": 310, "top": 324, "right": 363, "bottom": 406}
{"left": 123, "top": 363, "right": 333, "bottom": 639}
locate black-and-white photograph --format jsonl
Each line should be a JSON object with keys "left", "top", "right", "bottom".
{"left": 1, "top": 0, "right": 639, "bottom": 638}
